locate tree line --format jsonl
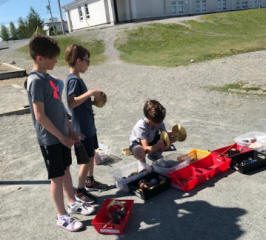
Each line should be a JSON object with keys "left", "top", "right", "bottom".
{"left": 0, "top": 7, "right": 43, "bottom": 41}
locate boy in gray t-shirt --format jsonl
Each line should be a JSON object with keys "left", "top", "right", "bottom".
{"left": 129, "top": 100, "right": 172, "bottom": 172}
{"left": 27, "top": 36, "right": 94, "bottom": 232}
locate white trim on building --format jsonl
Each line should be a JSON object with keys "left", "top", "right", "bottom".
{"left": 63, "top": 0, "right": 266, "bottom": 32}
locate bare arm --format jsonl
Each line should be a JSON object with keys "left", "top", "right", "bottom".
{"left": 68, "top": 89, "right": 100, "bottom": 109}
{"left": 66, "top": 119, "right": 80, "bottom": 143}
{"left": 32, "top": 101, "right": 74, "bottom": 148}
{"left": 140, "top": 139, "right": 165, "bottom": 153}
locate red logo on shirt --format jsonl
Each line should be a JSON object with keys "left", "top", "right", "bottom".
{"left": 49, "top": 80, "right": 59, "bottom": 100}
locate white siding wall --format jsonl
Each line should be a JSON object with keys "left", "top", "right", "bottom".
{"left": 209, "top": 0, "right": 221, "bottom": 12}
{"left": 116, "top": 0, "right": 131, "bottom": 22}
{"left": 262, "top": 0, "right": 266, "bottom": 7}
{"left": 165, "top": 0, "right": 190, "bottom": 15}
{"left": 69, "top": 8, "right": 87, "bottom": 30}
{"left": 150, "top": 0, "right": 165, "bottom": 17}
{"left": 89, "top": 0, "right": 109, "bottom": 24}
{"left": 66, "top": 0, "right": 266, "bottom": 30}
{"left": 131, "top": 0, "right": 164, "bottom": 19}
{"left": 183, "top": 0, "right": 263, "bottom": 15}
{"left": 105, "top": 0, "right": 115, "bottom": 24}
{"left": 69, "top": 0, "right": 109, "bottom": 31}
{"left": 232, "top": 0, "right": 261, "bottom": 9}
{"left": 66, "top": 11, "right": 73, "bottom": 32}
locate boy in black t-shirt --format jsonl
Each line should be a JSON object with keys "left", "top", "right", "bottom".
{"left": 65, "top": 44, "right": 109, "bottom": 204}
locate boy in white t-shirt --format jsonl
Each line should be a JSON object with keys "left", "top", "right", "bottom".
{"left": 129, "top": 99, "right": 173, "bottom": 171}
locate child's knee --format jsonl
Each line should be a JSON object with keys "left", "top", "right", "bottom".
{"left": 51, "top": 175, "right": 64, "bottom": 184}
{"left": 132, "top": 145, "right": 146, "bottom": 160}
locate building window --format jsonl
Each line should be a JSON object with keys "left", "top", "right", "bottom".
{"left": 196, "top": 0, "right": 207, "bottom": 13}
{"left": 217, "top": 0, "right": 227, "bottom": 11}
{"left": 167, "top": 0, "right": 185, "bottom": 15}
{"left": 236, "top": 0, "right": 241, "bottom": 9}
{"left": 78, "top": 6, "right": 83, "bottom": 20}
{"left": 202, "top": 0, "right": 207, "bottom": 12}
{"left": 241, "top": 1, "right": 248, "bottom": 9}
{"left": 254, "top": 0, "right": 260, "bottom": 7}
{"left": 167, "top": 1, "right": 177, "bottom": 14}
{"left": 196, "top": 0, "right": 201, "bottom": 12}
{"left": 177, "top": 1, "right": 184, "bottom": 14}
{"left": 84, "top": 4, "right": 90, "bottom": 18}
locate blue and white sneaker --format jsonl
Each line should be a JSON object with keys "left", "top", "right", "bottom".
{"left": 67, "top": 201, "right": 95, "bottom": 216}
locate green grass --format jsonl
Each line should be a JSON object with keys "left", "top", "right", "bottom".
{"left": 116, "top": 9, "right": 266, "bottom": 67}
{"left": 208, "top": 81, "right": 264, "bottom": 95}
{"left": 209, "top": 82, "right": 246, "bottom": 92}
{"left": 18, "top": 36, "right": 105, "bottom": 65}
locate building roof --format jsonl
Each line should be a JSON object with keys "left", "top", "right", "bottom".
{"left": 44, "top": 19, "right": 67, "bottom": 25}
{"left": 62, "top": 0, "right": 91, "bottom": 11}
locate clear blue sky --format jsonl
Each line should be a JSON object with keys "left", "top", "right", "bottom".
{"left": 0, "top": 0, "right": 72, "bottom": 25}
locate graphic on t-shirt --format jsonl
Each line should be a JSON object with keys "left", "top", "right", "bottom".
{"left": 49, "top": 80, "right": 59, "bottom": 100}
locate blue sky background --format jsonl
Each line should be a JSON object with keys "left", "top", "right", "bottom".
{"left": 0, "top": 0, "right": 72, "bottom": 25}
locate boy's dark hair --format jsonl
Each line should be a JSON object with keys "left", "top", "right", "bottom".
{"left": 29, "top": 35, "right": 60, "bottom": 60}
{"left": 143, "top": 99, "right": 166, "bottom": 124}
{"left": 64, "top": 44, "right": 90, "bottom": 67}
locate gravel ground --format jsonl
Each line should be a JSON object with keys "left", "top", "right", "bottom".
{"left": 0, "top": 17, "right": 266, "bottom": 240}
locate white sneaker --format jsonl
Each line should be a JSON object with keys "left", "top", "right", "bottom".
{"left": 56, "top": 215, "right": 83, "bottom": 232}
{"left": 67, "top": 201, "right": 95, "bottom": 216}
{"left": 138, "top": 161, "right": 152, "bottom": 173}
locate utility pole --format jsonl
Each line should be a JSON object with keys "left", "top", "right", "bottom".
{"left": 47, "top": 0, "right": 56, "bottom": 35}
{"left": 57, "top": 0, "right": 65, "bottom": 34}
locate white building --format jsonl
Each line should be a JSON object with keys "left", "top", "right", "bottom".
{"left": 63, "top": 0, "right": 266, "bottom": 32}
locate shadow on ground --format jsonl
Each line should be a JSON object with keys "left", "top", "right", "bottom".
{"left": 0, "top": 180, "right": 50, "bottom": 185}
{"left": 118, "top": 189, "right": 246, "bottom": 240}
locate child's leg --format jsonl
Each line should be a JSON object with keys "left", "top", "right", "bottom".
{"left": 85, "top": 155, "right": 109, "bottom": 191}
{"left": 74, "top": 140, "right": 98, "bottom": 202}
{"left": 87, "top": 156, "right": 94, "bottom": 177}
{"left": 132, "top": 145, "right": 146, "bottom": 161}
{"left": 50, "top": 176, "right": 67, "bottom": 216}
{"left": 40, "top": 144, "right": 72, "bottom": 215}
{"left": 75, "top": 137, "right": 96, "bottom": 179}
{"left": 78, "top": 163, "right": 91, "bottom": 188}
{"left": 131, "top": 145, "right": 151, "bottom": 172}
{"left": 75, "top": 160, "right": 97, "bottom": 203}
{"left": 52, "top": 175, "right": 85, "bottom": 231}
{"left": 63, "top": 166, "right": 76, "bottom": 205}
{"left": 83, "top": 135, "right": 109, "bottom": 191}
{"left": 63, "top": 167, "right": 95, "bottom": 216}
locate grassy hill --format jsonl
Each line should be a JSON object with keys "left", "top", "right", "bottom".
{"left": 116, "top": 9, "right": 266, "bottom": 67}
{"left": 18, "top": 36, "right": 105, "bottom": 65}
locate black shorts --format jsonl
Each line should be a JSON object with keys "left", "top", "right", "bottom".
{"left": 40, "top": 143, "right": 72, "bottom": 179}
{"left": 74, "top": 135, "right": 99, "bottom": 164}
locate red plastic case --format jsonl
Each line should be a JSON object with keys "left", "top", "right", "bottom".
{"left": 212, "top": 143, "right": 251, "bottom": 158}
{"left": 92, "top": 199, "right": 134, "bottom": 235}
{"left": 168, "top": 153, "right": 231, "bottom": 191}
